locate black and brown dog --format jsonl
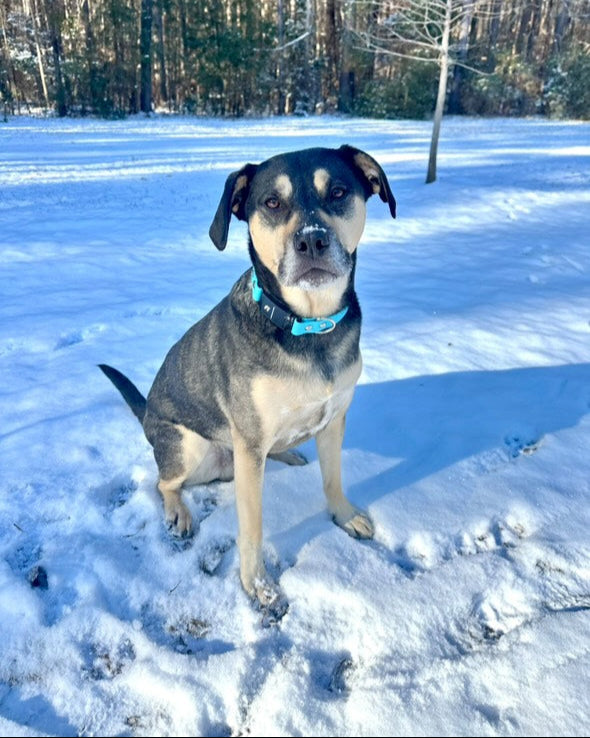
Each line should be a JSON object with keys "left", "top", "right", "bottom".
{"left": 100, "top": 145, "right": 396, "bottom": 620}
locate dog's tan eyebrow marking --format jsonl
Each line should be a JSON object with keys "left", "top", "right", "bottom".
{"left": 313, "top": 168, "right": 330, "bottom": 197}
{"left": 274, "top": 174, "right": 293, "bottom": 199}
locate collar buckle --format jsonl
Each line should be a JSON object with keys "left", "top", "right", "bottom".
{"left": 292, "top": 316, "right": 338, "bottom": 336}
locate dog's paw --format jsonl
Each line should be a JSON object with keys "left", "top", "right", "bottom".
{"left": 164, "top": 500, "right": 194, "bottom": 538}
{"left": 333, "top": 507, "right": 374, "bottom": 539}
{"left": 254, "top": 578, "right": 289, "bottom": 627}
{"left": 246, "top": 577, "right": 289, "bottom": 626}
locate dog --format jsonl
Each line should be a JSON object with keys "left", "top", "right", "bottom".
{"left": 99, "top": 144, "right": 396, "bottom": 620}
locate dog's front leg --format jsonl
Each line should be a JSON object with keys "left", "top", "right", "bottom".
{"left": 232, "top": 431, "right": 288, "bottom": 621}
{"left": 316, "top": 413, "right": 374, "bottom": 539}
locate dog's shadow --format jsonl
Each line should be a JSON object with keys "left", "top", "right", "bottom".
{"left": 342, "top": 362, "right": 590, "bottom": 505}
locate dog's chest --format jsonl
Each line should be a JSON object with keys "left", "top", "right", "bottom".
{"left": 276, "top": 384, "right": 353, "bottom": 449}
{"left": 251, "top": 356, "right": 362, "bottom": 451}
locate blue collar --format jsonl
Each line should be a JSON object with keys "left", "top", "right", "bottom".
{"left": 251, "top": 269, "right": 348, "bottom": 336}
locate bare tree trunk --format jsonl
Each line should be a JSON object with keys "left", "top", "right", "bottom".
{"left": 0, "top": 3, "right": 21, "bottom": 112}
{"left": 140, "top": 0, "right": 153, "bottom": 113}
{"left": 108, "top": 0, "right": 126, "bottom": 112}
{"left": 324, "top": 0, "right": 339, "bottom": 108}
{"left": 176, "top": 0, "right": 188, "bottom": 110}
{"left": 304, "top": 0, "right": 316, "bottom": 112}
{"left": 277, "top": 0, "right": 285, "bottom": 114}
{"left": 339, "top": 1, "right": 355, "bottom": 112}
{"left": 154, "top": 0, "right": 168, "bottom": 106}
{"left": 81, "top": 0, "right": 99, "bottom": 113}
{"left": 553, "top": 1, "right": 571, "bottom": 54}
{"left": 447, "top": 0, "right": 474, "bottom": 114}
{"left": 47, "top": 1, "right": 68, "bottom": 116}
{"left": 31, "top": 0, "right": 49, "bottom": 107}
{"left": 426, "top": 0, "right": 452, "bottom": 184}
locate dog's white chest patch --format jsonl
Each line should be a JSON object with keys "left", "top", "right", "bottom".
{"left": 273, "top": 386, "right": 354, "bottom": 450}
{"left": 252, "top": 357, "right": 361, "bottom": 453}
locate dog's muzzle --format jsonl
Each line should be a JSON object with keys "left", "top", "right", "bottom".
{"left": 284, "top": 225, "right": 352, "bottom": 288}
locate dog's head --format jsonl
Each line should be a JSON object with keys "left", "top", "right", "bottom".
{"left": 209, "top": 146, "right": 395, "bottom": 309}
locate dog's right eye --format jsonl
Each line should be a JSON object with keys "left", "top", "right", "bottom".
{"left": 330, "top": 186, "right": 347, "bottom": 200}
{"left": 265, "top": 197, "right": 280, "bottom": 210}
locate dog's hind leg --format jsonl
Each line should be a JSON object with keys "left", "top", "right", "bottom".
{"left": 316, "top": 413, "right": 374, "bottom": 539}
{"left": 157, "top": 474, "right": 193, "bottom": 536}
{"left": 148, "top": 419, "right": 226, "bottom": 537}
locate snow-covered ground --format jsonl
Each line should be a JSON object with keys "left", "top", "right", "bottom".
{"left": 0, "top": 113, "right": 589, "bottom": 737}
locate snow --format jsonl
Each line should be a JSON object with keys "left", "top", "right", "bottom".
{"left": 1, "top": 113, "right": 589, "bottom": 737}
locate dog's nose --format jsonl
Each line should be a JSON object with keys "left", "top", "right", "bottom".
{"left": 295, "top": 227, "right": 329, "bottom": 259}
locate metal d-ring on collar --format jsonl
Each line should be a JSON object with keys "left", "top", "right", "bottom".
{"left": 251, "top": 269, "right": 348, "bottom": 336}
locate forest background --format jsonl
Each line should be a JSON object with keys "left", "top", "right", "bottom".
{"left": 1, "top": 0, "right": 589, "bottom": 122}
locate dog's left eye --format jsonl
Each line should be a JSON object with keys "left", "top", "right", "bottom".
{"left": 330, "top": 186, "right": 347, "bottom": 200}
{"left": 265, "top": 196, "right": 280, "bottom": 210}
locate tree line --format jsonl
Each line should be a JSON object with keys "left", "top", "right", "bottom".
{"left": 1, "top": 0, "right": 588, "bottom": 120}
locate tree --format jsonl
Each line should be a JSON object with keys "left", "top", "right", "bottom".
{"left": 0, "top": 0, "right": 588, "bottom": 119}
{"left": 140, "top": 0, "right": 153, "bottom": 113}
{"left": 349, "top": 0, "right": 494, "bottom": 183}
{"left": 46, "top": 0, "right": 68, "bottom": 116}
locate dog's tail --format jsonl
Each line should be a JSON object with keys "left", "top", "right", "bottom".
{"left": 98, "top": 364, "right": 147, "bottom": 424}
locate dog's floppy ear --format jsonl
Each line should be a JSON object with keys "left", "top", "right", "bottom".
{"left": 339, "top": 145, "right": 396, "bottom": 219}
{"left": 209, "top": 163, "right": 259, "bottom": 250}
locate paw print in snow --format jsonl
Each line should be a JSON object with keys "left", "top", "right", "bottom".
{"left": 504, "top": 434, "right": 542, "bottom": 459}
